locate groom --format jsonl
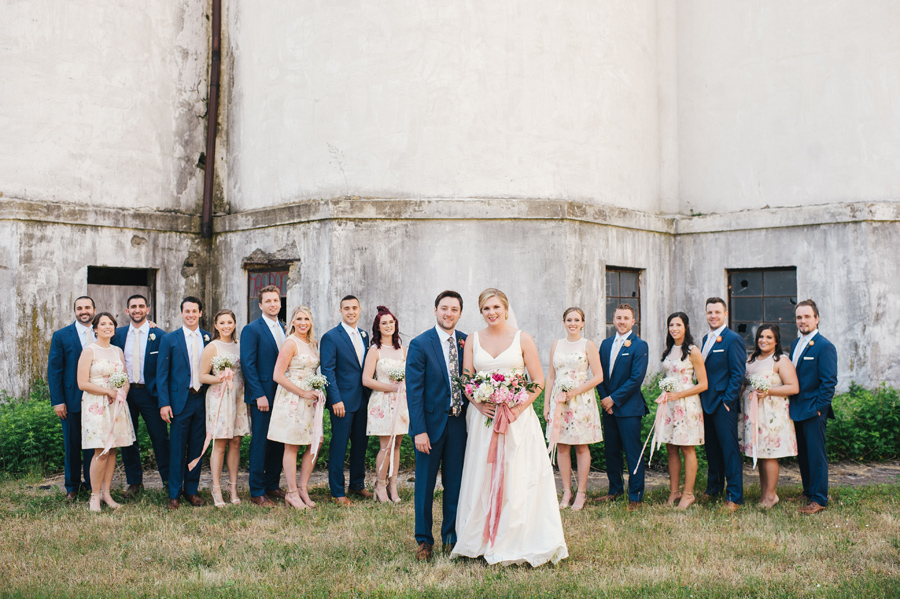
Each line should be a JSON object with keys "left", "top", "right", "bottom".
{"left": 407, "top": 290, "right": 467, "bottom": 561}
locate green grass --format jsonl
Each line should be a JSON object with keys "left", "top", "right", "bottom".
{"left": 1, "top": 477, "right": 899, "bottom": 598}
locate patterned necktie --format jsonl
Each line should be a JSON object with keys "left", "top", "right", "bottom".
{"left": 132, "top": 329, "right": 142, "bottom": 384}
{"left": 448, "top": 336, "right": 462, "bottom": 416}
{"left": 191, "top": 332, "right": 201, "bottom": 391}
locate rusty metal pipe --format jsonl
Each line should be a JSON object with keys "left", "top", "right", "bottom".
{"left": 201, "top": 0, "right": 221, "bottom": 239}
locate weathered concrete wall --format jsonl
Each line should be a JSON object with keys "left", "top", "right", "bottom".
{"left": 227, "top": 0, "right": 661, "bottom": 212}
{"left": 212, "top": 199, "right": 673, "bottom": 375}
{"left": 676, "top": 1, "right": 900, "bottom": 214}
{"left": 0, "top": 210, "right": 206, "bottom": 397}
{"left": 674, "top": 210, "right": 900, "bottom": 388}
{"left": 0, "top": 0, "right": 209, "bottom": 211}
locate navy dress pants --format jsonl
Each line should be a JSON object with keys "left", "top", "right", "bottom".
{"left": 61, "top": 409, "right": 93, "bottom": 493}
{"left": 795, "top": 412, "right": 829, "bottom": 506}
{"left": 168, "top": 395, "right": 206, "bottom": 500}
{"left": 328, "top": 407, "right": 368, "bottom": 497}
{"left": 601, "top": 412, "right": 646, "bottom": 502}
{"left": 703, "top": 403, "right": 744, "bottom": 504}
{"left": 248, "top": 403, "right": 284, "bottom": 497}
{"left": 120, "top": 387, "right": 170, "bottom": 486}
{"left": 414, "top": 413, "right": 467, "bottom": 546}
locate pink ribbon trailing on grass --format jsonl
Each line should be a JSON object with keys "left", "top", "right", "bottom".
{"left": 387, "top": 384, "right": 408, "bottom": 477}
{"left": 483, "top": 402, "right": 514, "bottom": 546}
{"left": 748, "top": 389, "right": 760, "bottom": 470}
{"left": 546, "top": 392, "right": 566, "bottom": 465}
{"left": 310, "top": 389, "right": 326, "bottom": 461}
{"left": 100, "top": 387, "right": 130, "bottom": 457}
{"left": 188, "top": 368, "right": 233, "bottom": 471}
{"left": 633, "top": 392, "right": 668, "bottom": 475}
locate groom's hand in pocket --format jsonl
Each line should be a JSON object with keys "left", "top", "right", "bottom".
{"left": 415, "top": 433, "right": 431, "bottom": 454}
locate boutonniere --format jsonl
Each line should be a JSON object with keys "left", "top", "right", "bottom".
{"left": 360, "top": 331, "right": 367, "bottom": 338}
{"left": 808, "top": 340, "right": 815, "bottom": 347}
{"left": 149, "top": 333, "right": 156, "bottom": 341}
{"left": 623, "top": 340, "right": 632, "bottom": 348}
{"left": 716, "top": 336, "right": 723, "bottom": 343}
{"left": 459, "top": 338, "right": 466, "bottom": 348}
{"left": 203, "top": 334, "right": 210, "bottom": 342}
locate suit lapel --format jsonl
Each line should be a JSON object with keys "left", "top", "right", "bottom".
{"left": 426, "top": 329, "right": 452, "bottom": 390}
{"left": 257, "top": 318, "right": 279, "bottom": 355}
{"left": 611, "top": 333, "right": 631, "bottom": 376}
{"left": 174, "top": 329, "right": 191, "bottom": 371}
{"left": 337, "top": 325, "right": 362, "bottom": 370}
{"left": 68, "top": 323, "right": 83, "bottom": 351}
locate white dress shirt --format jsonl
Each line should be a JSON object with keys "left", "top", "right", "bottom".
{"left": 341, "top": 321, "right": 364, "bottom": 364}
{"left": 792, "top": 329, "right": 819, "bottom": 365}
{"left": 75, "top": 321, "right": 95, "bottom": 348}
{"left": 609, "top": 329, "right": 632, "bottom": 374}
{"left": 702, "top": 325, "right": 727, "bottom": 360}
{"left": 124, "top": 321, "right": 150, "bottom": 383}
{"left": 263, "top": 314, "right": 284, "bottom": 348}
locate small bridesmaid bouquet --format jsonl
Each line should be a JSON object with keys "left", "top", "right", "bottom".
{"left": 657, "top": 376, "right": 678, "bottom": 403}
{"left": 211, "top": 354, "right": 235, "bottom": 374}
{"left": 107, "top": 370, "right": 128, "bottom": 390}
{"left": 388, "top": 367, "right": 405, "bottom": 382}
{"left": 749, "top": 375, "right": 771, "bottom": 393}
{"left": 307, "top": 374, "right": 328, "bottom": 391}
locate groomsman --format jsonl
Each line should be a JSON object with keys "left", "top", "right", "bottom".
{"left": 157, "top": 297, "right": 209, "bottom": 510}
{"left": 241, "top": 285, "right": 287, "bottom": 507}
{"left": 320, "top": 295, "right": 372, "bottom": 505}
{"left": 48, "top": 296, "right": 97, "bottom": 501}
{"left": 596, "top": 304, "right": 649, "bottom": 511}
{"left": 790, "top": 299, "right": 837, "bottom": 515}
{"left": 408, "top": 290, "right": 468, "bottom": 560}
{"left": 113, "top": 294, "right": 169, "bottom": 497}
{"left": 699, "top": 297, "right": 746, "bottom": 512}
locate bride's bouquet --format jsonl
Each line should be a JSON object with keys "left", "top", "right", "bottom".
{"left": 456, "top": 370, "right": 539, "bottom": 426}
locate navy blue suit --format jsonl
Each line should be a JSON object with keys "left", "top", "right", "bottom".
{"left": 407, "top": 327, "right": 468, "bottom": 546}
{"left": 113, "top": 325, "right": 170, "bottom": 487}
{"left": 240, "top": 317, "right": 287, "bottom": 497}
{"left": 48, "top": 323, "right": 94, "bottom": 493}
{"left": 699, "top": 327, "right": 747, "bottom": 503}
{"left": 157, "top": 328, "right": 209, "bottom": 500}
{"left": 596, "top": 331, "right": 649, "bottom": 502}
{"left": 790, "top": 332, "right": 837, "bottom": 506}
{"left": 320, "top": 323, "right": 370, "bottom": 497}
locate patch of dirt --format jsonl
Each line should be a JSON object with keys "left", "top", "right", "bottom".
{"left": 34, "top": 460, "right": 900, "bottom": 495}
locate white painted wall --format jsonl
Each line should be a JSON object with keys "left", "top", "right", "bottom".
{"left": 676, "top": 1, "right": 900, "bottom": 214}
{"left": 227, "top": 0, "right": 661, "bottom": 212}
{"left": 0, "top": 0, "right": 208, "bottom": 211}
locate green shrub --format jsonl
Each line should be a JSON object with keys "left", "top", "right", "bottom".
{"left": 3, "top": 379, "right": 899, "bottom": 477}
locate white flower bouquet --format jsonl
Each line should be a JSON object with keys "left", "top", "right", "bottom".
{"left": 658, "top": 377, "right": 679, "bottom": 393}
{"left": 388, "top": 367, "right": 405, "bottom": 382}
{"left": 211, "top": 354, "right": 235, "bottom": 374}
{"left": 307, "top": 374, "right": 328, "bottom": 391}
{"left": 749, "top": 374, "right": 771, "bottom": 393}
{"left": 107, "top": 371, "right": 128, "bottom": 389}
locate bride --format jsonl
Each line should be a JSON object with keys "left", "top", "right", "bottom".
{"left": 450, "top": 288, "right": 568, "bottom": 566}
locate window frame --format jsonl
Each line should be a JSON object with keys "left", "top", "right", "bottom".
{"left": 605, "top": 266, "right": 642, "bottom": 338}
{"left": 727, "top": 266, "right": 798, "bottom": 353}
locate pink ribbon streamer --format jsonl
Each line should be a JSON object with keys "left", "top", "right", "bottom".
{"left": 749, "top": 389, "right": 760, "bottom": 470}
{"left": 310, "top": 389, "right": 326, "bottom": 461}
{"left": 188, "top": 368, "right": 233, "bottom": 471}
{"left": 634, "top": 391, "right": 668, "bottom": 474}
{"left": 387, "top": 383, "right": 407, "bottom": 477}
{"left": 100, "top": 386, "right": 129, "bottom": 457}
{"left": 483, "top": 402, "right": 513, "bottom": 546}
{"left": 546, "top": 392, "right": 566, "bottom": 465}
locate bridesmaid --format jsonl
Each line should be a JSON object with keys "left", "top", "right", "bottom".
{"left": 269, "top": 306, "right": 324, "bottom": 510}
{"left": 198, "top": 309, "right": 249, "bottom": 508}
{"left": 657, "top": 312, "right": 708, "bottom": 510}
{"left": 77, "top": 312, "right": 136, "bottom": 512}
{"left": 362, "top": 306, "right": 408, "bottom": 503}
{"left": 739, "top": 324, "right": 799, "bottom": 508}
{"left": 543, "top": 307, "right": 603, "bottom": 511}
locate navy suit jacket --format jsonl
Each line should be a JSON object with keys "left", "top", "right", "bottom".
{"left": 699, "top": 327, "right": 746, "bottom": 414}
{"left": 156, "top": 328, "right": 210, "bottom": 416}
{"left": 789, "top": 333, "right": 838, "bottom": 421}
{"left": 596, "top": 332, "right": 650, "bottom": 417}
{"left": 48, "top": 323, "right": 87, "bottom": 413}
{"left": 112, "top": 325, "right": 166, "bottom": 397}
{"left": 406, "top": 327, "right": 468, "bottom": 440}
{"left": 240, "top": 317, "right": 285, "bottom": 404}
{"left": 320, "top": 323, "right": 370, "bottom": 412}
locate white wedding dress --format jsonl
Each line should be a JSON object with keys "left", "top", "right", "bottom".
{"left": 451, "top": 330, "right": 568, "bottom": 566}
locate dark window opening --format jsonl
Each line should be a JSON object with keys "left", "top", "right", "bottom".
{"left": 248, "top": 269, "right": 289, "bottom": 324}
{"left": 728, "top": 267, "right": 797, "bottom": 352}
{"left": 605, "top": 267, "right": 642, "bottom": 338}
